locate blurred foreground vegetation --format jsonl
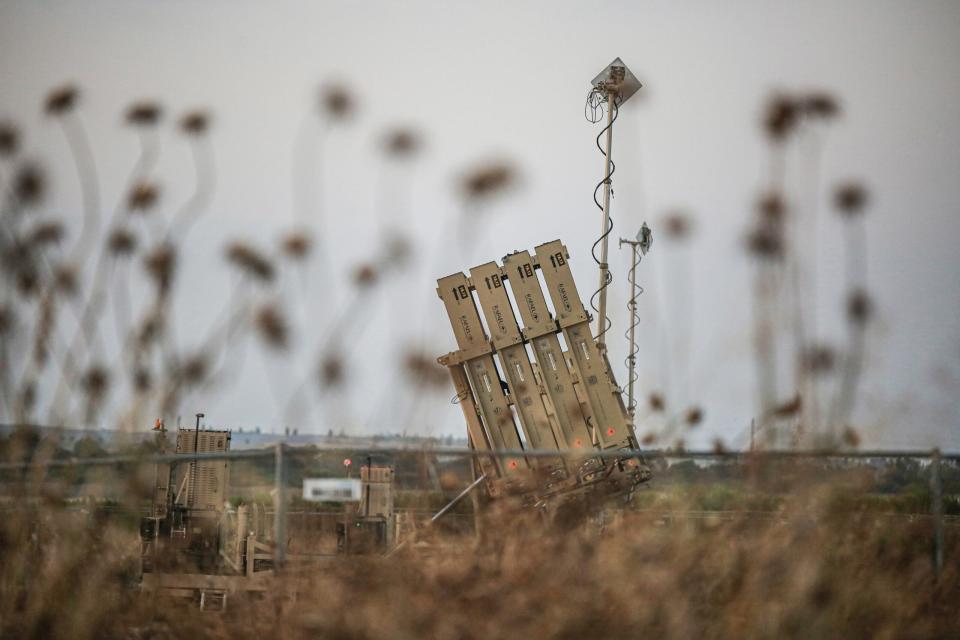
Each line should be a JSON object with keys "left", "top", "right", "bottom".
{"left": 1, "top": 458, "right": 958, "bottom": 639}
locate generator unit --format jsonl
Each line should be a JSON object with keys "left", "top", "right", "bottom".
{"left": 139, "top": 422, "right": 272, "bottom": 608}
{"left": 337, "top": 462, "right": 397, "bottom": 554}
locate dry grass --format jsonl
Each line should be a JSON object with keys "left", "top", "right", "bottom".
{"left": 0, "top": 472, "right": 957, "bottom": 639}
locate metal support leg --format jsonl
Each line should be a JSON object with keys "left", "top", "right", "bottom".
{"left": 931, "top": 448, "right": 943, "bottom": 579}
{"left": 246, "top": 533, "right": 256, "bottom": 577}
{"left": 431, "top": 474, "right": 486, "bottom": 523}
{"left": 274, "top": 442, "right": 286, "bottom": 571}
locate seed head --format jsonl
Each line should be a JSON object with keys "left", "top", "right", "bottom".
{"left": 352, "top": 263, "right": 378, "bottom": 289}
{"left": 54, "top": 265, "right": 78, "bottom": 296}
{"left": 225, "top": 242, "right": 275, "bottom": 283}
{"left": 841, "top": 426, "right": 861, "bottom": 448}
{"left": 137, "top": 316, "right": 163, "bottom": 347}
{"left": 662, "top": 212, "right": 692, "bottom": 240}
{"left": 0, "top": 242, "right": 36, "bottom": 283}
{"left": 772, "top": 394, "right": 802, "bottom": 418}
{"left": 15, "top": 265, "right": 39, "bottom": 297}
{"left": 712, "top": 438, "right": 728, "bottom": 455}
{"left": 640, "top": 432, "right": 657, "bottom": 446}
{"left": 82, "top": 365, "right": 110, "bottom": 400}
{"left": 281, "top": 231, "right": 312, "bottom": 260}
{"left": 33, "top": 296, "right": 54, "bottom": 366}
{"left": 45, "top": 85, "right": 79, "bottom": 116}
{"left": 319, "top": 354, "right": 345, "bottom": 388}
{"left": 746, "top": 223, "right": 784, "bottom": 260}
{"left": 127, "top": 181, "right": 160, "bottom": 212}
{"left": 14, "top": 162, "right": 46, "bottom": 207}
{"left": 757, "top": 192, "right": 786, "bottom": 223}
{"left": 0, "top": 122, "right": 18, "bottom": 157}
{"left": 143, "top": 243, "right": 176, "bottom": 293}
{"left": 28, "top": 221, "right": 65, "bottom": 248}
{"left": 763, "top": 94, "right": 798, "bottom": 142}
{"left": 133, "top": 367, "right": 152, "bottom": 392}
{"left": 802, "top": 345, "right": 836, "bottom": 376}
{"left": 803, "top": 92, "right": 840, "bottom": 120}
{"left": 125, "top": 101, "right": 163, "bottom": 126}
{"left": 834, "top": 182, "right": 868, "bottom": 217}
{"left": 107, "top": 227, "right": 138, "bottom": 257}
{"left": 460, "top": 161, "right": 517, "bottom": 202}
{"left": 382, "top": 128, "right": 421, "bottom": 158}
{"left": 648, "top": 392, "right": 665, "bottom": 412}
{"left": 847, "top": 289, "right": 873, "bottom": 326}
{"left": 179, "top": 110, "right": 210, "bottom": 136}
{"left": 404, "top": 351, "right": 447, "bottom": 388}
{"left": 382, "top": 233, "right": 412, "bottom": 268}
{"left": 319, "top": 84, "right": 355, "bottom": 120}
{"left": 255, "top": 305, "right": 288, "bottom": 350}
{"left": 20, "top": 383, "right": 36, "bottom": 412}
{"left": 684, "top": 406, "right": 703, "bottom": 427}
{"left": 181, "top": 353, "right": 208, "bottom": 385}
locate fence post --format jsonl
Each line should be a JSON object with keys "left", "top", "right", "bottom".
{"left": 274, "top": 442, "right": 286, "bottom": 571}
{"left": 931, "top": 448, "right": 943, "bottom": 580}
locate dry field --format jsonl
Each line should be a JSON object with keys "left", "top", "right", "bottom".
{"left": 1, "top": 460, "right": 958, "bottom": 640}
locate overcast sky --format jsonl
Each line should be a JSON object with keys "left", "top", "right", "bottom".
{"left": 1, "top": 1, "right": 958, "bottom": 448}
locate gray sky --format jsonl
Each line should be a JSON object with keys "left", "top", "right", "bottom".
{"left": 2, "top": 0, "right": 958, "bottom": 448}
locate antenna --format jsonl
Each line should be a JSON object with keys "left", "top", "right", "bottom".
{"left": 189, "top": 412, "right": 205, "bottom": 507}
{"left": 619, "top": 222, "right": 652, "bottom": 419}
{"left": 586, "top": 57, "right": 643, "bottom": 353}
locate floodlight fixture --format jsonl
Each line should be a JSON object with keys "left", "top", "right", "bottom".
{"left": 637, "top": 221, "right": 652, "bottom": 255}
{"left": 590, "top": 57, "right": 643, "bottom": 104}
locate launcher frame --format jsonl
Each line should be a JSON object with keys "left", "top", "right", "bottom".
{"left": 437, "top": 239, "right": 650, "bottom": 504}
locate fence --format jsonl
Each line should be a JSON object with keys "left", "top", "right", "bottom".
{"left": 0, "top": 443, "right": 956, "bottom": 577}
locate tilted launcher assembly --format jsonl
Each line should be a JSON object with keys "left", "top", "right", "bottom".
{"left": 436, "top": 239, "right": 651, "bottom": 511}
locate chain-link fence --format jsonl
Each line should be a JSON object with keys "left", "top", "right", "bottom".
{"left": 1, "top": 438, "right": 956, "bottom": 579}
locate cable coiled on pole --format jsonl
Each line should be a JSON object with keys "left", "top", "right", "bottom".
{"left": 623, "top": 248, "right": 643, "bottom": 411}
{"left": 585, "top": 88, "right": 621, "bottom": 343}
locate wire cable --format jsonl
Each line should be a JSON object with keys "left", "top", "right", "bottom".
{"left": 585, "top": 89, "right": 621, "bottom": 343}
{"left": 623, "top": 247, "right": 644, "bottom": 410}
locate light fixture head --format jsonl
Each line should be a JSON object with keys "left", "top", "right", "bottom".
{"left": 590, "top": 57, "right": 642, "bottom": 104}
{"left": 637, "top": 222, "right": 653, "bottom": 255}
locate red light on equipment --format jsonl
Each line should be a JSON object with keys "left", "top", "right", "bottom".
{"left": 606, "top": 427, "right": 616, "bottom": 436}
{"left": 508, "top": 460, "right": 518, "bottom": 469}
{"left": 574, "top": 439, "right": 583, "bottom": 447}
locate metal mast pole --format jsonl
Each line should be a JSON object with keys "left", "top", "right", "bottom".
{"left": 619, "top": 222, "right": 651, "bottom": 421}
{"left": 189, "top": 412, "right": 203, "bottom": 506}
{"left": 596, "top": 90, "right": 616, "bottom": 352}
{"left": 624, "top": 240, "right": 639, "bottom": 416}
{"left": 274, "top": 442, "right": 287, "bottom": 570}
{"left": 588, "top": 59, "right": 640, "bottom": 351}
